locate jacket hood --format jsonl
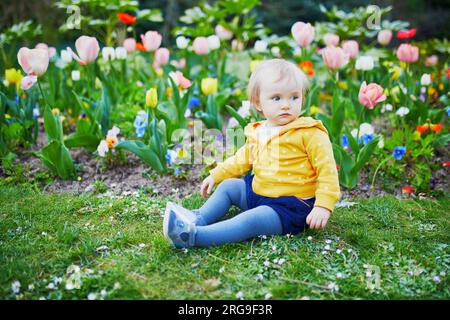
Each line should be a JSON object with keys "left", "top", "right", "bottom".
{"left": 244, "top": 116, "right": 329, "bottom": 140}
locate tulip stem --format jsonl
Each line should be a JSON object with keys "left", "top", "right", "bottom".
{"left": 37, "top": 79, "right": 49, "bottom": 109}
{"left": 370, "top": 157, "right": 390, "bottom": 193}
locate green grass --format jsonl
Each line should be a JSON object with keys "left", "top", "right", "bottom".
{"left": 0, "top": 183, "right": 449, "bottom": 300}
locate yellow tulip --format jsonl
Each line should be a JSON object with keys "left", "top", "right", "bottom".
{"left": 5, "top": 68, "right": 22, "bottom": 85}
{"left": 309, "top": 106, "right": 324, "bottom": 116}
{"left": 338, "top": 81, "right": 348, "bottom": 90}
{"left": 166, "top": 87, "right": 173, "bottom": 98}
{"left": 146, "top": 88, "right": 158, "bottom": 108}
{"left": 233, "top": 88, "right": 242, "bottom": 96}
{"left": 156, "top": 68, "right": 164, "bottom": 77}
{"left": 413, "top": 131, "right": 421, "bottom": 141}
{"left": 201, "top": 78, "right": 218, "bottom": 96}
{"left": 5, "top": 114, "right": 11, "bottom": 119}
{"left": 52, "top": 108, "right": 60, "bottom": 115}
{"left": 390, "top": 86, "right": 400, "bottom": 103}
{"left": 390, "top": 66, "right": 401, "bottom": 81}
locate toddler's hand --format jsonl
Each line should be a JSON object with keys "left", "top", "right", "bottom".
{"left": 306, "top": 206, "right": 331, "bottom": 230}
{"left": 200, "top": 175, "right": 215, "bottom": 198}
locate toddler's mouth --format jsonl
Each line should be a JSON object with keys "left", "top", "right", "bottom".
{"left": 279, "top": 113, "right": 291, "bottom": 117}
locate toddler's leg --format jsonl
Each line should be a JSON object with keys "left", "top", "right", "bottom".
{"left": 194, "top": 205, "right": 283, "bottom": 247}
{"left": 194, "top": 178, "right": 248, "bottom": 226}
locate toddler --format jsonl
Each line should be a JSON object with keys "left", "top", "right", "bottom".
{"left": 163, "top": 59, "right": 341, "bottom": 248}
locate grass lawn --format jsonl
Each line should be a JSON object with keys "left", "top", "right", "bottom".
{"left": 0, "top": 183, "right": 449, "bottom": 300}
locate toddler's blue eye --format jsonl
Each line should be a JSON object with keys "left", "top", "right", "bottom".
{"left": 272, "top": 96, "right": 280, "bottom": 101}
{"left": 291, "top": 96, "right": 299, "bottom": 100}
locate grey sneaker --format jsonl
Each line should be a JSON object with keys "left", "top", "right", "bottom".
{"left": 163, "top": 202, "right": 197, "bottom": 248}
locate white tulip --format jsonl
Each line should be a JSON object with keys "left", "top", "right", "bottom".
{"left": 102, "top": 47, "right": 116, "bottom": 61}
{"left": 71, "top": 70, "right": 80, "bottom": 81}
{"left": 176, "top": 36, "right": 189, "bottom": 49}
{"left": 271, "top": 46, "right": 281, "bottom": 57}
{"left": 381, "top": 103, "right": 393, "bottom": 113}
{"left": 115, "top": 47, "right": 127, "bottom": 59}
{"left": 351, "top": 123, "right": 374, "bottom": 138}
{"left": 355, "top": 56, "right": 374, "bottom": 70}
{"left": 60, "top": 49, "right": 73, "bottom": 63}
{"left": 254, "top": 40, "right": 268, "bottom": 53}
{"left": 207, "top": 35, "right": 220, "bottom": 50}
{"left": 420, "top": 73, "right": 431, "bottom": 86}
{"left": 396, "top": 106, "right": 410, "bottom": 117}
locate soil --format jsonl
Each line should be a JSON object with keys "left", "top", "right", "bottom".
{"left": 3, "top": 122, "right": 449, "bottom": 202}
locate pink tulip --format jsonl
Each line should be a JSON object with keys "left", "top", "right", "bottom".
{"left": 291, "top": 21, "right": 315, "bottom": 48}
{"left": 171, "top": 71, "right": 192, "bottom": 89}
{"left": 20, "top": 75, "right": 37, "bottom": 90}
{"left": 358, "top": 81, "right": 386, "bottom": 109}
{"left": 377, "top": 30, "right": 392, "bottom": 46}
{"left": 193, "top": 37, "right": 209, "bottom": 55}
{"left": 215, "top": 25, "right": 233, "bottom": 40}
{"left": 35, "top": 43, "right": 56, "bottom": 59}
{"left": 17, "top": 47, "right": 49, "bottom": 76}
{"left": 321, "top": 46, "right": 349, "bottom": 70}
{"left": 342, "top": 40, "right": 359, "bottom": 59}
{"left": 171, "top": 58, "right": 186, "bottom": 69}
{"left": 154, "top": 47, "right": 170, "bottom": 68}
{"left": 67, "top": 36, "right": 100, "bottom": 65}
{"left": 140, "top": 31, "right": 162, "bottom": 52}
{"left": 323, "top": 33, "right": 339, "bottom": 47}
{"left": 396, "top": 43, "right": 419, "bottom": 63}
{"left": 123, "top": 38, "right": 136, "bottom": 53}
{"left": 425, "top": 55, "right": 438, "bottom": 67}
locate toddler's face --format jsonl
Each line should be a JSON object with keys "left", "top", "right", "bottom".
{"left": 256, "top": 74, "right": 303, "bottom": 127}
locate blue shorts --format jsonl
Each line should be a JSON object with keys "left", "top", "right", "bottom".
{"left": 244, "top": 174, "right": 315, "bottom": 235}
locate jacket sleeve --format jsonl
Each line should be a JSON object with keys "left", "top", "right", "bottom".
{"left": 305, "top": 129, "right": 341, "bottom": 212}
{"left": 209, "top": 142, "right": 253, "bottom": 184}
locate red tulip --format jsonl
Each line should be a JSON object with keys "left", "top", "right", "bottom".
{"left": 397, "top": 29, "right": 416, "bottom": 40}
{"left": 136, "top": 42, "right": 145, "bottom": 51}
{"left": 443, "top": 162, "right": 450, "bottom": 167}
{"left": 117, "top": 13, "right": 137, "bottom": 25}
{"left": 430, "top": 124, "right": 443, "bottom": 133}
{"left": 402, "top": 186, "right": 414, "bottom": 194}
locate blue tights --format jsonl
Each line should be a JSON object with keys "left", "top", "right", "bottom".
{"left": 193, "top": 178, "right": 283, "bottom": 247}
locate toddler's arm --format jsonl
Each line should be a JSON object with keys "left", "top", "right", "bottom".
{"left": 208, "top": 142, "right": 253, "bottom": 185}
{"left": 305, "top": 129, "right": 341, "bottom": 213}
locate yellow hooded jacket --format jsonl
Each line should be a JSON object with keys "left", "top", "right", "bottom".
{"left": 210, "top": 117, "right": 341, "bottom": 212}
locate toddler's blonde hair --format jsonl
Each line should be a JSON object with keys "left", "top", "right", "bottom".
{"left": 247, "top": 59, "right": 310, "bottom": 114}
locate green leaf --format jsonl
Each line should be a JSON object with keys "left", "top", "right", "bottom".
{"left": 43, "top": 105, "right": 63, "bottom": 142}
{"left": 352, "top": 136, "right": 380, "bottom": 173}
{"left": 37, "top": 140, "right": 76, "bottom": 180}
{"left": 116, "top": 140, "right": 165, "bottom": 173}
{"left": 224, "top": 105, "right": 248, "bottom": 128}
